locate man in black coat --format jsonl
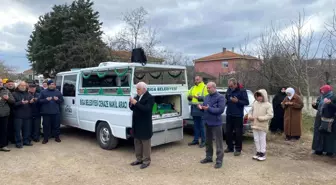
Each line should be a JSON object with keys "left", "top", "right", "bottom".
{"left": 12, "top": 81, "right": 34, "bottom": 148}
{"left": 129, "top": 82, "right": 154, "bottom": 169}
{"left": 5, "top": 79, "right": 15, "bottom": 144}
{"left": 39, "top": 80, "right": 64, "bottom": 144}
{"left": 225, "top": 78, "right": 249, "bottom": 156}
{"left": 28, "top": 83, "right": 41, "bottom": 142}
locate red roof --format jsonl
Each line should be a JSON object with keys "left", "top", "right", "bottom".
{"left": 194, "top": 50, "right": 259, "bottom": 62}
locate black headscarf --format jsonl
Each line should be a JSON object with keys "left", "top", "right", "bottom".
{"left": 273, "top": 87, "right": 287, "bottom": 108}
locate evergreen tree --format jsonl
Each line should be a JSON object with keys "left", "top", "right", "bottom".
{"left": 27, "top": 0, "right": 107, "bottom": 78}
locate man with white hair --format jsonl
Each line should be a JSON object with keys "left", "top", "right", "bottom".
{"left": 197, "top": 82, "right": 225, "bottom": 168}
{"left": 12, "top": 81, "right": 34, "bottom": 148}
{"left": 129, "top": 82, "right": 154, "bottom": 169}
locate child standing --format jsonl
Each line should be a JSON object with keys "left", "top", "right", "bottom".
{"left": 248, "top": 89, "right": 274, "bottom": 161}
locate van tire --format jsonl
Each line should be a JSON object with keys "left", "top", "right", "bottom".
{"left": 96, "top": 122, "right": 119, "bottom": 150}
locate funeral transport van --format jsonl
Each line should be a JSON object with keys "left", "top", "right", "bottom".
{"left": 55, "top": 62, "right": 189, "bottom": 150}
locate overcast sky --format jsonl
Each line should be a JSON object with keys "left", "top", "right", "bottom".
{"left": 0, "top": 0, "right": 334, "bottom": 72}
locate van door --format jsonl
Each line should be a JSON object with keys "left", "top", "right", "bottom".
{"left": 61, "top": 74, "right": 79, "bottom": 127}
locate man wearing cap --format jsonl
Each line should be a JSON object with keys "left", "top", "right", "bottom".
{"left": 39, "top": 80, "right": 64, "bottom": 144}
{"left": 28, "top": 83, "right": 41, "bottom": 142}
{"left": 0, "top": 78, "right": 15, "bottom": 151}
{"left": 5, "top": 79, "right": 15, "bottom": 144}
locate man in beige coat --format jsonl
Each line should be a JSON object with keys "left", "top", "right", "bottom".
{"left": 248, "top": 89, "right": 273, "bottom": 161}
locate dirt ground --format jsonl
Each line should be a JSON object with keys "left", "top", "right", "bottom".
{"left": 0, "top": 128, "right": 335, "bottom": 185}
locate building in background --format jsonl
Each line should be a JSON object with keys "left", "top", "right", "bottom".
{"left": 22, "top": 68, "right": 44, "bottom": 85}
{"left": 194, "top": 47, "right": 261, "bottom": 84}
{"left": 108, "top": 50, "right": 164, "bottom": 64}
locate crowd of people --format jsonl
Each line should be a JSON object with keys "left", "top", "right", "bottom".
{"left": 1, "top": 75, "right": 335, "bottom": 170}
{"left": 186, "top": 76, "right": 336, "bottom": 169}
{"left": 0, "top": 78, "right": 64, "bottom": 152}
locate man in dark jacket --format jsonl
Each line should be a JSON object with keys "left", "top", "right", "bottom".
{"left": 198, "top": 82, "right": 225, "bottom": 169}
{"left": 0, "top": 78, "right": 15, "bottom": 152}
{"left": 28, "top": 83, "right": 41, "bottom": 142}
{"left": 129, "top": 82, "right": 154, "bottom": 169}
{"left": 12, "top": 81, "right": 34, "bottom": 148}
{"left": 225, "top": 78, "right": 249, "bottom": 156}
{"left": 39, "top": 80, "right": 64, "bottom": 144}
{"left": 5, "top": 80, "right": 15, "bottom": 93}
{"left": 5, "top": 79, "right": 15, "bottom": 144}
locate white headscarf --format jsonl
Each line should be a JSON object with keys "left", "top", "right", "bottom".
{"left": 285, "top": 87, "right": 295, "bottom": 100}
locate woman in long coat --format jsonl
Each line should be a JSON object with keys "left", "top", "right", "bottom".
{"left": 312, "top": 85, "right": 336, "bottom": 157}
{"left": 282, "top": 88, "right": 304, "bottom": 140}
{"left": 269, "top": 87, "right": 287, "bottom": 133}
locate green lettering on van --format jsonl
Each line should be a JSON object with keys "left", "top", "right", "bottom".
{"left": 80, "top": 99, "right": 128, "bottom": 109}
{"left": 148, "top": 86, "right": 177, "bottom": 92}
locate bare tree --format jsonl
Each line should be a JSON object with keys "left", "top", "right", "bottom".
{"left": 0, "top": 60, "right": 18, "bottom": 79}
{"left": 247, "top": 11, "right": 326, "bottom": 96}
{"left": 324, "top": 10, "right": 336, "bottom": 83}
{"left": 107, "top": 6, "right": 161, "bottom": 60}
{"left": 158, "top": 49, "right": 192, "bottom": 66}
{"left": 142, "top": 26, "right": 161, "bottom": 56}
{"left": 123, "top": 7, "right": 148, "bottom": 49}
{"left": 325, "top": 10, "right": 336, "bottom": 42}
{"left": 237, "top": 29, "right": 289, "bottom": 92}
{"left": 274, "top": 11, "right": 326, "bottom": 97}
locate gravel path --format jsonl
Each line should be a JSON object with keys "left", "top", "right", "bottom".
{"left": 0, "top": 127, "right": 335, "bottom": 185}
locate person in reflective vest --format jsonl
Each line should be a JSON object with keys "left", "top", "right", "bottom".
{"left": 187, "top": 76, "right": 208, "bottom": 148}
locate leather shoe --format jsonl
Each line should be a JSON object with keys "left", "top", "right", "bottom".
{"left": 234, "top": 151, "right": 241, "bottom": 156}
{"left": 130, "top": 161, "right": 142, "bottom": 166}
{"left": 42, "top": 140, "right": 48, "bottom": 144}
{"left": 200, "top": 158, "right": 213, "bottom": 164}
{"left": 214, "top": 162, "right": 222, "bottom": 169}
{"left": 188, "top": 141, "right": 199, "bottom": 146}
{"left": 199, "top": 142, "right": 205, "bottom": 148}
{"left": 140, "top": 163, "right": 150, "bottom": 169}
{"left": 55, "top": 138, "right": 61, "bottom": 143}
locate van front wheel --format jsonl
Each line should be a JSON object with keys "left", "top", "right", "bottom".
{"left": 96, "top": 122, "right": 119, "bottom": 150}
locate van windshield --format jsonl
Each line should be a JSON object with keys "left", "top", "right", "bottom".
{"left": 133, "top": 67, "right": 186, "bottom": 85}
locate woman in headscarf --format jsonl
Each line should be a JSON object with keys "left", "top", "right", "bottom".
{"left": 312, "top": 85, "right": 336, "bottom": 157}
{"left": 281, "top": 87, "right": 304, "bottom": 141}
{"left": 269, "top": 87, "right": 287, "bottom": 133}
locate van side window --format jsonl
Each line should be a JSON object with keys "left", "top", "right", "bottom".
{"left": 79, "top": 68, "right": 131, "bottom": 95}
{"left": 63, "top": 75, "right": 77, "bottom": 97}
{"left": 133, "top": 67, "right": 186, "bottom": 85}
{"left": 82, "top": 71, "right": 130, "bottom": 88}
{"left": 55, "top": 76, "right": 62, "bottom": 91}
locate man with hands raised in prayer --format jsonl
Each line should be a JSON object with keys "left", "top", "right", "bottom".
{"left": 12, "top": 81, "right": 34, "bottom": 148}
{"left": 197, "top": 82, "right": 225, "bottom": 169}
{"left": 39, "top": 80, "right": 64, "bottom": 144}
